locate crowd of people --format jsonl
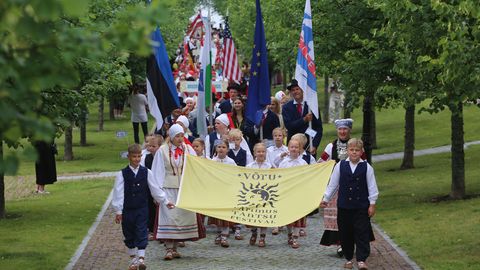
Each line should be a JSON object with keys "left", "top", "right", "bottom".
{"left": 112, "top": 77, "right": 380, "bottom": 270}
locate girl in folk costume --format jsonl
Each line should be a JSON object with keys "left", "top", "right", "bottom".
{"left": 151, "top": 124, "right": 202, "bottom": 260}
{"left": 247, "top": 143, "right": 273, "bottom": 247}
{"left": 208, "top": 139, "right": 237, "bottom": 248}
{"left": 227, "top": 128, "right": 253, "bottom": 241}
{"left": 266, "top": 128, "right": 288, "bottom": 235}
{"left": 318, "top": 119, "right": 370, "bottom": 257}
{"left": 205, "top": 113, "right": 253, "bottom": 160}
{"left": 291, "top": 133, "right": 316, "bottom": 165}
{"left": 278, "top": 137, "right": 308, "bottom": 249}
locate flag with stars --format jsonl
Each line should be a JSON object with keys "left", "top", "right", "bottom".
{"left": 246, "top": 0, "right": 271, "bottom": 124}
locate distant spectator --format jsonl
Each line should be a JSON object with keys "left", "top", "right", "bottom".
{"left": 34, "top": 140, "right": 57, "bottom": 194}
{"left": 128, "top": 86, "right": 149, "bottom": 144}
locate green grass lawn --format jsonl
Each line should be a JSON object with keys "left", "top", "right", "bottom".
{"left": 0, "top": 178, "right": 113, "bottom": 270}
{"left": 374, "top": 144, "right": 480, "bottom": 270}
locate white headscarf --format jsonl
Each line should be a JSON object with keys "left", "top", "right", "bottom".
{"left": 216, "top": 113, "right": 230, "bottom": 128}
{"left": 169, "top": 124, "right": 184, "bottom": 138}
{"left": 176, "top": 115, "right": 190, "bottom": 129}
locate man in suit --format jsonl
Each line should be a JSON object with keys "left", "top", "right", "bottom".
{"left": 218, "top": 84, "right": 240, "bottom": 114}
{"left": 252, "top": 106, "right": 280, "bottom": 146}
{"left": 282, "top": 79, "right": 323, "bottom": 156}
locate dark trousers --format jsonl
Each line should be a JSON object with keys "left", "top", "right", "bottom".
{"left": 122, "top": 207, "right": 148, "bottom": 249}
{"left": 337, "top": 208, "right": 371, "bottom": 262}
{"left": 147, "top": 194, "right": 157, "bottom": 233}
{"left": 133, "top": 122, "right": 148, "bottom": 144}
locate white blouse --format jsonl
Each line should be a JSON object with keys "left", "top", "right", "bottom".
{"left": 278, "top": 156, "right": 308, "bottom": 168}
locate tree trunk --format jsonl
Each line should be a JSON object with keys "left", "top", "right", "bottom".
{"left": 109, "top": 99, "right": 115, "bottom": 120}
{"left": 401, "top": 105, "right": 415, "bottom": 169}
{"left": 370, "top": 97, "right": 377, "bottom": 149}
{"left": 98, "top": 96, "right": 104, "bottom": 131}
{"left": 323, "top": 74, "right": 329, "bottom": 123}
{"left": 362, "top": 95, "right": 373, "bottom": 164}
{"left": 64, "top": 125, "right": 74, "bottom": 161}
{"left": 343, "top": 89, "right": 351, "bottom": 119}
{"left": 282, "top": 67, "right": 287, "bottom": 90}
{"left": 0, "top": 140, "right": 5, "bottom": 219}
{"left": 79, "top": 106, "right": 87, "bottom": 146}
{"left": 450, "top": 101, "right": 465, "bottom": 199}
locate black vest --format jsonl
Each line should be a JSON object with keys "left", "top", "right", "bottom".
{"left": 228, "top": 148, "right": 247, "bottom": 167}
{"left": 144, "top": 153, "right": 154, "bottom": 170}
{"left": 302, "top": 153, "right": 313, "bottom": 164}
{"left": 337, "top": 160, "right": 369, "bottom": 209}
{"left": 122, "top": 166, "right": 149, "bottom": 210}
{"left": 208, "top": 131, "right": 218, "bottom": 158}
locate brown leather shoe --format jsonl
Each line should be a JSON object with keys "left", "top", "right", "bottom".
{"left": 344, "top": 261, "right": 353, "bottom": 269}
{"left": 271, "top": 227, "right": 279, "bottom": 235}
{"left": 164, "top": 249, "right": 174, "bottom": 260}
{"left": 249, "top": 233, "right": 257, "bottom": 245}
{"left": 220, "top": 234, "right": 229, "bottom": 248}
{"left": 172, "top": 249, "right": 181, "bottom": 259}
{"left": 258, "top": 234, "right": 266, "bottom": 247}
{"left": 357, "top": 261, "right": 368, "bottom": 270}
{"left": 291, "top": 237, "right": 300, "bottom": 249}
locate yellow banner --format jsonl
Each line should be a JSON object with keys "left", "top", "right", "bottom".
{"left": 177, "top": 155, "right": 335, "bottom": 227}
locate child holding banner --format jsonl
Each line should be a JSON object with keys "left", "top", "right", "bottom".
{"left": 209, "top": 139, "right": 237, "bottom": 248}
{"left": 267, "top": 127, "right": 288, "bottom": 168}
{"left": 112, "top": 144, "right": 173, "bottom": 270}
{"left": 278, "top": 137, "right": 308, "bottom": 249}
{"left": 151, "top": 124, "right": 201, "bottom": 260}
{"left": 320, "top": 138, "right": 379, "bottom": 270}
{"left": 267, "top": 127, "right": 288, "bottom": 235}
{"left": 247, "top": 142, "right": 273, "bottom": 247}
{"left": 227, "top": 129, "right": 254, "bottom": 241}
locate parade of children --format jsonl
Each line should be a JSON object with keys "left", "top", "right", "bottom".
{"left": 15, "top": 0, "right": 474, "bottom": 268}
{"left": 109, "top": 79, "right": 384, "bottom": 270}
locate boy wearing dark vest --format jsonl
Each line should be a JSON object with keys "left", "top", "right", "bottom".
{"left": 320, "top": 138, "right": 379, "bottom": 270}
{"left": 227, "top": 128, "right": 252, "bottom": 167}
{"left": 113, "top": 144, "right": 174, "bottom": 270}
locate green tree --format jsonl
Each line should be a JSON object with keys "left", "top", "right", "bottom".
{"left": 0, "top": 0, "right": 173, "bottom": 218}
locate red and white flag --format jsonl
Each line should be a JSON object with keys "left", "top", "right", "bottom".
{"left": 187, "top": 13, "right": 203, "bottom": 38}
{"left": 222, "top": 18, "right": 242, "bottom": 83}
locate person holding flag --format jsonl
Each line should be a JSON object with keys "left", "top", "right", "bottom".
{"left": 283, "top": 0, "right": 323, "bottom": 156}
{"left": 245, "top": 0, "right": 272, "bottom": 140}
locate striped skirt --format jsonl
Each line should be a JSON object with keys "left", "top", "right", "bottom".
{"left": 155, "top": 188, "right": 199, "bottom": 241}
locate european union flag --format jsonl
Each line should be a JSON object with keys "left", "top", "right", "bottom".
{"left": 246, "top": 0, "right": 271, "bottom": 124}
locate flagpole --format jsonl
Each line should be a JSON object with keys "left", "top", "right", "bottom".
{"left": 207, "top": 7, "right": 214, "bottom": 128}
{"left": 308, "top": 108, "right": 313, "bottom": 153}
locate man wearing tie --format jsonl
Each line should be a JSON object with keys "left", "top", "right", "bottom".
{"left": 282, "top": 79, "right": 323, "bottom": 156}
{"left": 219, "top": 84, "right": 240, "bottom": 114}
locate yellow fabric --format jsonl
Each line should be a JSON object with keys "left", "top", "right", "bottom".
{"left": 177, "top": 155, "right": 335, "bottom": 227}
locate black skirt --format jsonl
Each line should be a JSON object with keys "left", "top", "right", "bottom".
{"left": 34, "top": 141, "right": 57, "bottom": 185}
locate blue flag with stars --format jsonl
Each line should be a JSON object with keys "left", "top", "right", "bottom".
{"left": 246, "top": 0, "right": 270, "bottom": 124}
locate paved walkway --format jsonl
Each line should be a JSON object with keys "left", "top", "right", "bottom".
{"left": 68, "top": 202, "right": 419, "bottom": 270}
{"left": 64, "top": 142, "right": 480, "bottom": 270}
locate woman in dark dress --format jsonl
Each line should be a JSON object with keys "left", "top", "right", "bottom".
{"left": 34, "top": 140, "right": 57, "bottom": 194}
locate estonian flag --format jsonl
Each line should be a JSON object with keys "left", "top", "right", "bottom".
{"left": 146, "top": 28, "right": 180, "bottom": 131}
